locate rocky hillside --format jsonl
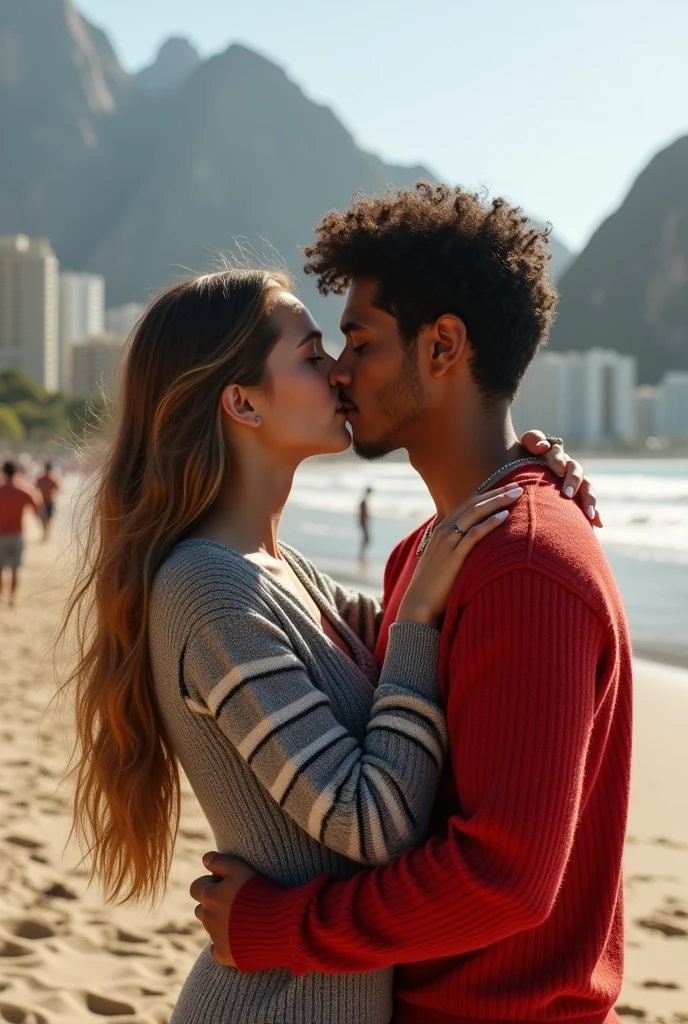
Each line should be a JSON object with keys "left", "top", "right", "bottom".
{"left": 548, "top": 134, "right": 688, "bottom": 383}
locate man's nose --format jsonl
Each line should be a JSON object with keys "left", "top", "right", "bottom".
{"left": 329, "top": 354, "right": 352, "bottom": 389}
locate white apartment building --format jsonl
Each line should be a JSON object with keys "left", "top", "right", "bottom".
{"left": 513, "top": 348, "right": 637, "bottom": 442}
{"left": 60, "top": 271, "right": 105, "bottom": 391}
{"left": 0, "top": 235, "right": 59, "bottom": 392}
{"left": 655, "top": 372, "right": 688, "bottom": 438}
{"left": 71, "top": 333, "right": 126, "bottom": 398}
{"left": 104, "top": 302, "right": 146, "bottom": 338}
{"left": 634, "top": 385, "right": 658, "bottom": 440}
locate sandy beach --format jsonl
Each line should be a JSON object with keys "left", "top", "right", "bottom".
{"left": 1, "top": 509, "right": 687, "bottom": 1024}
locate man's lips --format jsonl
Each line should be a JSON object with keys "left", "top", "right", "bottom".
{"left": 337, "top": 397, "right": 357, "bottom": 415}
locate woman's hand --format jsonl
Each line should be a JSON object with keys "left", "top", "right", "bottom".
{"left": 397, "top": 485, "right": 524, "bottom": 629}
{"left": 520, "top": 429, "right": 602, "bottom": 527}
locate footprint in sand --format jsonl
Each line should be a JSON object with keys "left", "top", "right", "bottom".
{"left": 0, "top": 1005, "right": 48, "bottom": 1024}
{"left": 0, "top": 940, "right": 33, "bottom": 959}
{"left": 615, "top": 1006, "right": 647, "bottom": 1018}
{"left": 85, "top": 994, "right": 136, "bottom": 1016}
{"left": 636, "top": 918, "right": 688, "bottom": 938}
{"left": 6, "top": 920, "right": 55, "bottom": 941}
{"left": 42, "top": 883, "right": 77, "bottom": 900}
{"left": 651, "top": 837, "right": 688, "bottom": 850}
{"left": 640, "top": 979, "right": 681, "bottom": 989}
{"left": 4, "top": 837, "right": 42, "bottom": 850}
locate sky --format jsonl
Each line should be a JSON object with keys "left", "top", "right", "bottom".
{"left": 77, "top": 0, "right": 688, "bottom": 254}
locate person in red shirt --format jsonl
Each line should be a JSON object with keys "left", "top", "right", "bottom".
{"left": 191, "top": 185, "right": 631, "bottom": 1024}
{"left": 0, "top": 460, "right": 45, "bottom": 606}
{"left": 35, "top": 460, "right": 60, "bottom": 541}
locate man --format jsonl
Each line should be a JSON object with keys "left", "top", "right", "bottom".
{"left": 0, "top": 460, "right": 45, "bottom": 607}
{"left": 192, "top": 184, "right": 631, "bottom": 1024}
{"left": 35, "top": 460, "right": 60, "bottom": 542}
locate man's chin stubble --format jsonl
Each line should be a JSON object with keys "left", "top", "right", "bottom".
{"left": 351, "top": 436, "right": 398, "bottom": 461}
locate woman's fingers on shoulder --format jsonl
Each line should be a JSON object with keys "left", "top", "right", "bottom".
{"left": 454, "top": 510, "right": 510, "bottom": 554}
{"left": 520, "top": 429, "right": 552, "bottom": 454}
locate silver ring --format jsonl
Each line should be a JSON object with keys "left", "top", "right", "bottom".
{"left": 545, "top": 434, "right": 564, "bottom": 448}
{"left": 451, "top": 524, "right": 465, "bottom": 539}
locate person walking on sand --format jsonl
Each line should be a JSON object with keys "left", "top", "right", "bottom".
{"left": 35, "top": 461, "right": 60, "bottom": 542}
{"left": 0, "top": 460, "right": 45, "bottom": 607}
{"left": 358, "top": 486, "right": 373, "bottom": 565}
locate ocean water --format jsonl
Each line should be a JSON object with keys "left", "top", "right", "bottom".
{"left": 280, "top": 458, "right": 688, "bottom": 659}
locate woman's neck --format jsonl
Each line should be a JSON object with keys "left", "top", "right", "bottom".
{"left": 191, "top": 453, "right": 296, "bottom": 560}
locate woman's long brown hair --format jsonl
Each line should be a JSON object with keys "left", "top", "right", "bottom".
{"left": 59, "top": 268, "right": 290, "bottom": 904}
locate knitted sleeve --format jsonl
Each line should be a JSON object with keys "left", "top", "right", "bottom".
{"left": 182, "top": 596, "right": 446, "bottom": 865}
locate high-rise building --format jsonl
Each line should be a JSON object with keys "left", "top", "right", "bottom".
{"left": 634, "top": 385, "right": 658, "bottom": 440}
{"left": 70, "top": 333, "right": 126, "bottom": 398}
{"left": 104, "top": 302, "right": 146, "bottom": 338}
{"left": 513, "top": 348, "right": 637, "bottom": 442}
{"left": 0, "top": 235, "right": 59, "bottom": 392}
{"left": 60, "top": 271, "right": 105, "bottom": 391}
{"left": 655, "top": 372, "right": 688, "bottom": 438}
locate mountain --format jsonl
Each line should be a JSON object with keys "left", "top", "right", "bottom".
{"left": 0, "top": 0, "right": 135, "bottom": 254}
{"left": 137, "top": 37, "right": 201, "bottom": 95}
{"left": 85, "top": 42, "right": 431, "bottom": 332}
{"left": 548, "top": 134, "right": 688, "bottom": 384}
{"left": 0, "top": 1, "right": 574, "bottom": 341}
{"left": 0, "top": 3, "right": 431, "bottom": 338}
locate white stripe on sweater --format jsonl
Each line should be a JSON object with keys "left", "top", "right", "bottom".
{"left": 185, "top": 697, "right": 214, "bottom": 716}
{"left": 206, "top": 654, "right": 300, "bottom": 715}
{"left": 366, "top": 712, "right": 444, "bottom": 767}
{"left": 269, "top": 725, "right": 348, "bottom": 804}
{"left": 306, "top": 746, "right": 361, "bottom": 838}
{"left": 237, "top": 691, "right": 330, "bottom": 761}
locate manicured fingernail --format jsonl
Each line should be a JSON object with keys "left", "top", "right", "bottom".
{"left": 495, "top": 510, "right": 509, "bottom": 520}
{"left": 505, "top": 486, "right": 523, "bottom": 498}
{"left": 587, "top": 505, "right": 595, "bottom": 520}
{"left": 564, "top": 486, "right": 575, "bottom": 498}
{"left": 536, "top": 439, "right": 550, "bottom": 448}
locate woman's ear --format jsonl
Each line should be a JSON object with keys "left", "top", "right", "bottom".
{"left": 220, "top": 385, "right": 262, "bottom": 429}
{"left": 423, "top": 314, "right": 468, "bottom": 378}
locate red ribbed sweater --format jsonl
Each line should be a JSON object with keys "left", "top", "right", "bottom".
{"left": 232, "top": 466, "right": 633, "bottom": 1024}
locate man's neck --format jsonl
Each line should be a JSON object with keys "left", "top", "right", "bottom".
{"left": 406, "top": 402, "right": 526, "bottom": 519}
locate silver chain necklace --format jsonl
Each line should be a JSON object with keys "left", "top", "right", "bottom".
{"left": 415, "top": 455, "right": 547, "bottom": 557}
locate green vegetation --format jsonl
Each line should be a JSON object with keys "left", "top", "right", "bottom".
{"left": 0, "top": 369, "right": 103, "bottom": 443}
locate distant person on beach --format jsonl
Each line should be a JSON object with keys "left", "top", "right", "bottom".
{"left": 193, "top": 185, "right": 630, "bottom": 1024}
{"left": 60, "top": 250, "right": 593, "bottom": 1024}
{"left": 0, "top": 460, "right": 45, "bottom": 607}
{"left": 358, "top": 486, "right": 372, "bottom": 564}
{"left": 36, "top": 461, "right": 60, "bottom": 542}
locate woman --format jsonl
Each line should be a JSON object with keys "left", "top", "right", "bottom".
{"left": 62, "top": 269, "right": 591, "bottom": 1024}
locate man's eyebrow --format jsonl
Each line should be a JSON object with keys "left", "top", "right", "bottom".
{"left": 297, "top": 330, "right": 322, "bottom": 348}
{"left": 340, "top": 320, "right": 364, "bottom": 335}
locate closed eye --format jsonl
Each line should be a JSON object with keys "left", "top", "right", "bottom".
{"left": 307, "top": 355, "right": 324, "bottom": 364}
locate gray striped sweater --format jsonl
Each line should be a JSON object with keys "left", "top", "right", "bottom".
{"left": 149, "top": 538, "right": 447, "bottom": 1024}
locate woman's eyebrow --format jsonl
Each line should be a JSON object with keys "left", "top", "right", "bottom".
{"left": 297, "top": 330, "right": 322, "bottom": 348}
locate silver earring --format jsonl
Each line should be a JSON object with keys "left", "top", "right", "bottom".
{"left": 255, "top": 415, "right": 261, "bottom": 424}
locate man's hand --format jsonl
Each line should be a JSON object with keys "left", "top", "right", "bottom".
{"left": 520, "top": 429, "right": 602, "bottom": 527}
{"left": 190, "top": 852, "right": 257, "bottom": 967}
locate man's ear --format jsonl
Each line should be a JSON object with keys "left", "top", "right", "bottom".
{"left": 421, "top": 314, "right": 469, "bottom": 378}
{"left": 220, "top": 385, "right": 261, "bottom": 428}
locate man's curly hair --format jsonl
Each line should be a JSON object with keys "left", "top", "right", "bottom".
{"left": 303, "top": 182, "right": 558, "bottom": 402}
